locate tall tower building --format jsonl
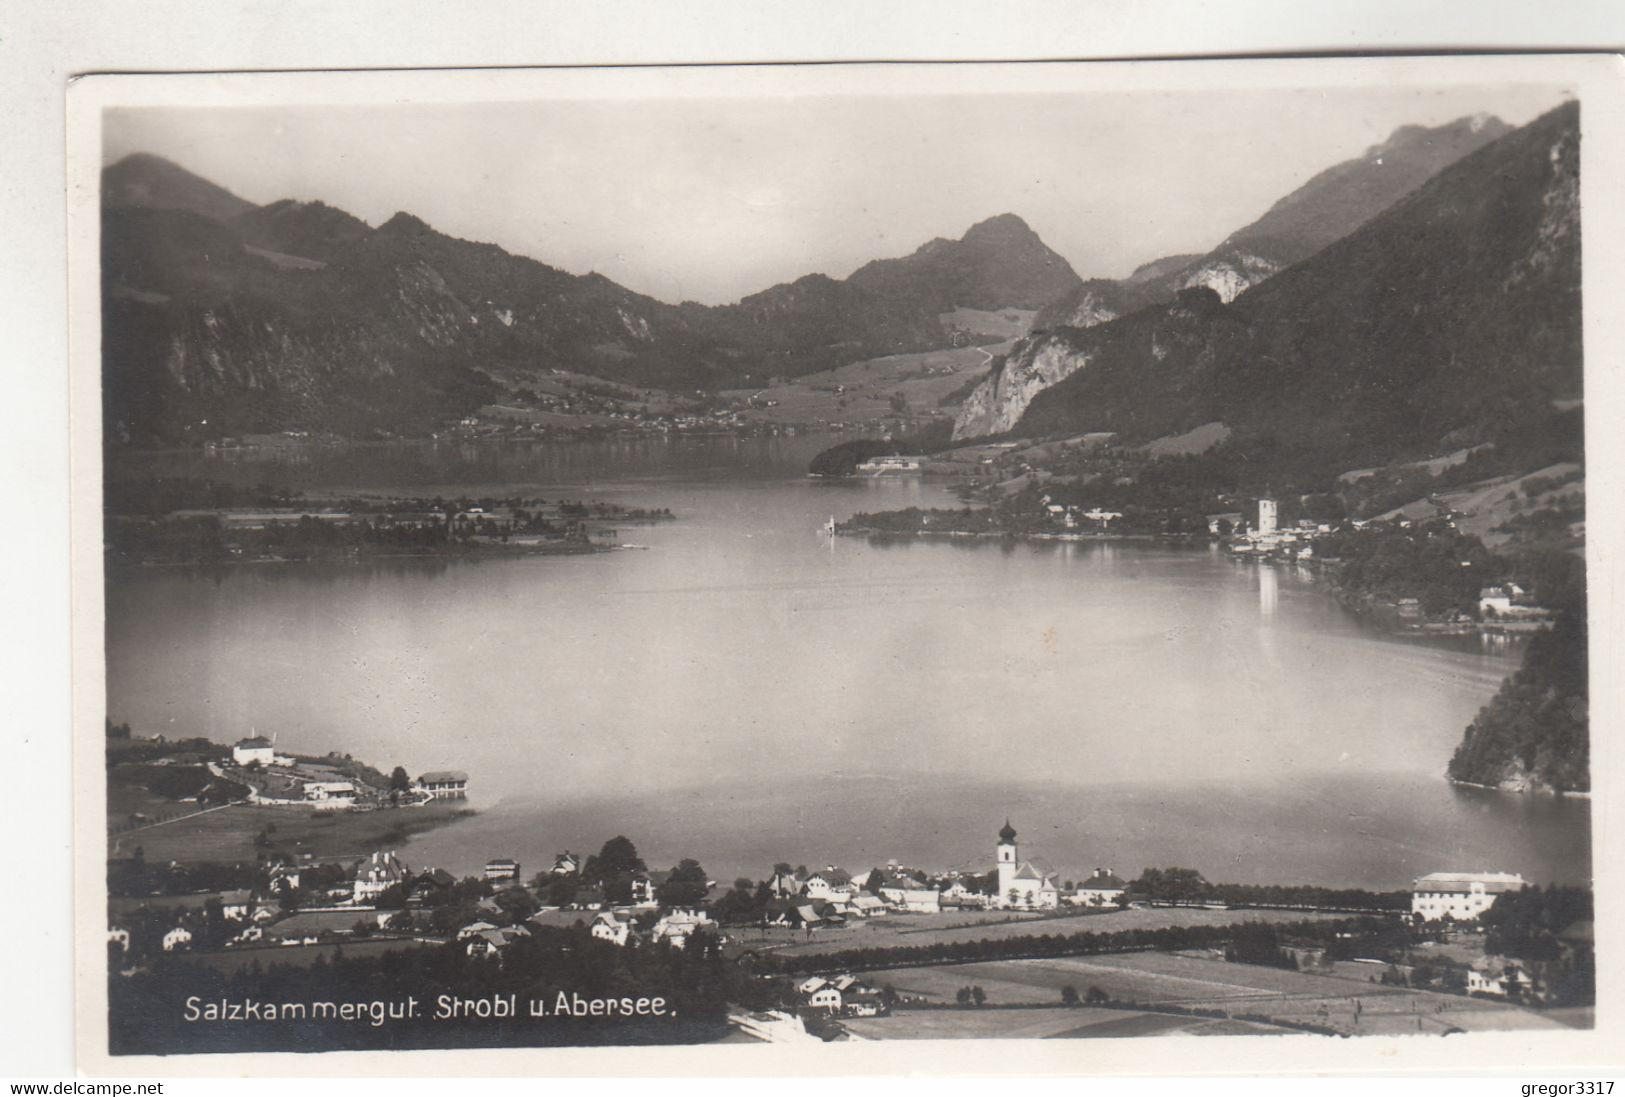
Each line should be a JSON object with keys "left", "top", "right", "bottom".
{"left": 996, "top": 819, "right": 1018, "bottom": 903}
{"left": 1257, "top": 497, "right": 1279, "bottom": 536}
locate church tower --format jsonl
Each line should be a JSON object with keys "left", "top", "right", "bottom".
{"left": 996, "top": 819, "right": 1018, "bottom": 905}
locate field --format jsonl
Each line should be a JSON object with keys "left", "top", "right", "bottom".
{"left": 857, "top": 951, "right": 1572, "bottom": 1037}
{"left": 184, "top": 936, "right": 440, "bottom": 974}
{"left": 841, "top": 1006, "right": 1288, "bottom": 1040}
{"left": 722, "top": 342, "right": 1010, "bottom": 427}
{"left": 108, "top": 800, "right": 473, "bottom": 865}
{"left": 756, "top": 905, "right": 1347, "bottom": 959}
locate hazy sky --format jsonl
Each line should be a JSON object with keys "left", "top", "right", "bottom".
{"left": 105, "top": 84, "right": 1570, "bottom": 305}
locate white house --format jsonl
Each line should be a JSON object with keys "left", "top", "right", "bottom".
{"left": 590, "top": 911, "right": 633, "bottom": 947}
{"left": 551, "top": 851, "right": 580, "bottom": 876}
{"left": 651, "top": 909, "right": 712, "bottom": 949}
{"left": 801, "top": 867, "right": 855, "bottom": 901}
{"left": 162, "top": 926, "right": 193, "bottom": 952}
{"left": 266, "top": 862, "right": 302, "bottom": 894}
{"left": 232, "top": 736, "right": 275, "bottom": 767}
{"left": 303, "top": 780, "right": 356, "bottom": 808}
{"left": 879, "top": 884, "right": 941, "bottom": 914}
{"left": 796, "top": 977, "right": 844, "bottom": 1011}
{"left": 353, "top": 850, "right": 409, "bottom": 903}
{"left": 1071, "top": 868, "right": 1127, "bottom": 908}
{"left": 218, "top": 888, "right": 254, "bottom": 921}
{"left": 415, "top": 770, "right": 469, "bottom": 799}
{"left": 1411, "top": 872, "right": 1527, "bottom": 922}
{"left": 1467, "top": 958, "right": 1536, "bottom": 998}
{"left": 994, "top": 820, "right": 1060, "bottom": 910}
{"left": 466, "top": 924, "right": 530, "bottom": 959}
{"left": 851, "top": 895, "right": 888, "bottom": 918}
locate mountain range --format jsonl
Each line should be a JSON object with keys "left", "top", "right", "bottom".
{"left": 961, "top": 112, "right": 1519, "bottom": 437}
{"left": 102, "top": 105, "right": 1575, "bottom": 461}
{"left": 972, "top": 102, "right": 1580, "bottom": 481}
{"left": 101, "top": 158, "right": 1079, "bottom": 444}
{"left": 1033, "top": 114, "right": 1513, "bottom": 325}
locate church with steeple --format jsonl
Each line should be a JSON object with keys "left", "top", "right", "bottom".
{"left": 993, "top": 819, "right": 1061, "bottom": 910}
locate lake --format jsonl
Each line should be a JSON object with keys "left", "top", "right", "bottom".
{"left": 104, "top": 436, "right": 1591, "bottom": 891}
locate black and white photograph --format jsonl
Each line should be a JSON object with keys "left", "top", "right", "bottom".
{"left": 66, "top": 56, "right": 1616, "bottom": 1070}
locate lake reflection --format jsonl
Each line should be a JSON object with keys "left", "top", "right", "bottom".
{"left": 104, "top": 437, "right": 1590, "bottom": 890}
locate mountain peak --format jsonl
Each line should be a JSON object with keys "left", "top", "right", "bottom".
{"left": 378, "top": 211, "right": 432, "bottom": 236}
{"left": 1365, "top": 113, "right": 1511, "bottom": 161}
{"left": 103, "top": 152, "right": 258, "bottom": 223}
{"left": 962, "top": 212, "right": 1038, "bottom": 243}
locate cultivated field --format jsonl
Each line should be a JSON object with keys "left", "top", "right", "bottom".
{"left": 108, "top": 801, "right": 473, "bottom": 865}
{"left": 185, "top": 936, "right": 440, "bottom": 974}
{"left": 859, "top": 951, "right": 1572, "bottom": 1037}
{"left": 760, "top": 905, "right": 1346, "bottom": 958}
{"left": 841, "top": 1005, "right": 1287, "bottom": 1040}
{"left": 723, "top": 342, "right": 1009, "bottom": 427}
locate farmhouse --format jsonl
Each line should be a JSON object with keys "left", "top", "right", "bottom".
{"left": 801, "top": 867, "right": 855, "bottom": 901}
{"left": 796, "top": 977, "right": 844, "bottom": 1011}
{"left": 1072, "top": 868, "right": 1127, "bottom": 908}
{"left": 590, "top": 911, "right": 633, "bottom": 947}
{"left": 1411, "top": 871, "right": 1527, "bottom": 921}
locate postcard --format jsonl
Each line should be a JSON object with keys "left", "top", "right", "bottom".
{"left": 67, "top": 54, "right": 1625, "bottom": 1076}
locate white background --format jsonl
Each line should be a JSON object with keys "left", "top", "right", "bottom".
{"left": 5, "top": 0, "right": 1624, "bottom": 1083}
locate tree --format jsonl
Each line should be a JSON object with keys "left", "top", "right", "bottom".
{"left": 659, "top": 858, "right": 709, "bottom": 907}
{"left": 546, "top": 877, "right": 578, "bottom": 910}
{"left": 1061, "top": 985, "right": 1080, "bottom": 1007}
{"left": 1085, "top": 986, "right": 1109, "bottom": 1005}
{"left": 971, "top": 985, "right": 986, "bottom": 1007}
{"left": 590, "top": 837, "right": 646, "bottom": 882}
{"left": 389, "top": 766, "right": 411, "bottom": 792}
{"left": 955, "top": 987, "right": 972, "bottom": 1006}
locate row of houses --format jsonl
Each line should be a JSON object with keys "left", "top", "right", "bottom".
{"left": 765, "top": 824, "right": 1129, "bottom": 915}
{"left": 585, "top": 908, "right": 713, "bottom": 951}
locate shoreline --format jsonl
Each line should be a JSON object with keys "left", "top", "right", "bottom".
{"left": 1448, "top": 777, "right": 1590, "bottom": 799}
{"left": 104, "top": 538, "right": 630, "bottom": 573}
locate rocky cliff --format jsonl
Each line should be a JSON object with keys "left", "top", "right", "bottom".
{"left": 961, "top": 110, "right": 1538, "bottom": 442}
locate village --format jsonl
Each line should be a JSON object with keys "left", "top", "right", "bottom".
{"left": 107, "top": 748, "right": 1594, "bottom": 1044}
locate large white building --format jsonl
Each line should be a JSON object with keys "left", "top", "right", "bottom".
{"left": 416, "top": 770, "right": 469, "bottom": 799}
{"left": 1257, "top": 497, "right": 1279, "bottom": 536}
{"left": 995, "top": 820, "right": 1060, "bottom": 910}
{"left": 232, "top": 736, "right": 275, "bottom": 767}
{"left": 353, "top": 850, "right": 409, "bottom": 903}
{"left": 1411, "top": 871, "right": 1528, "bottom": 921}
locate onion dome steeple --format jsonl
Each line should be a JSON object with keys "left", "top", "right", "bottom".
{"left": 998, "top": 819, "right": 1018, "bottom": 844}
